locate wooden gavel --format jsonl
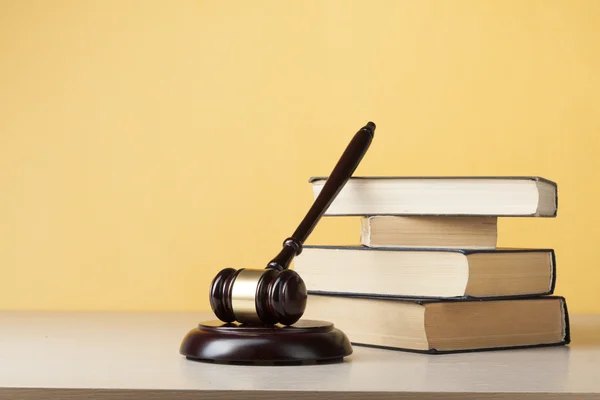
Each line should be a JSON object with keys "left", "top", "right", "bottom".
{"left": 209, "top": 122, "right": 376, "bottom": 326}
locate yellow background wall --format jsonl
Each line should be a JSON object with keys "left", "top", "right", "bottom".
{"left": 1, "top": 0, "right": 599, "bottom": 313}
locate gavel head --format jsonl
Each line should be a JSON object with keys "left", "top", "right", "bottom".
{"left": 209, "top": 267, "right": 307, "bottom": 326}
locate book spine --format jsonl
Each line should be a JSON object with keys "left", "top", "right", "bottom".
{"left": 560, "top": 296, "right": 571, "bottom": 344}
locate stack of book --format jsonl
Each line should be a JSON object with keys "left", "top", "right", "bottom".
{"left": 296, "top": 176, "right": 570, "bottom": 354}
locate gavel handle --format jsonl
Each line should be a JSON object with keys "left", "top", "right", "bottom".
{"left": 267, "top": 121, "right": 376, "bottom": 271}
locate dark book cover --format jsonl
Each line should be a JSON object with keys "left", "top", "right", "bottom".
{"left": 308, "top": 175, "right": 557, "bottom": 187}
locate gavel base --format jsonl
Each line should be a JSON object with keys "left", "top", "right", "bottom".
{"left": 179, "top": 319, "right": 353, "bottom": 366}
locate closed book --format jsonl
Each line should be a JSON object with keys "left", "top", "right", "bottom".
{"left": 294, "top": 245, "right": 555, "bottom": 299}
{"left": 303, "top": 294, "right": 570, "bottom": 354}
{"left": 361, "top": 215, "right": 497, "bottom": 249}
{"left": 309, "top": 176, "right": 557, "bottom": 217}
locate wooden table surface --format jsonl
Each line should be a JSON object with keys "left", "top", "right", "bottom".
{"left": 0, "top": 310, "right": 599, "bottom": 399}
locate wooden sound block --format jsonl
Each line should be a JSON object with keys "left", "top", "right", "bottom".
{"left": 180, "top": 319, "right": 353, "bottom": 365}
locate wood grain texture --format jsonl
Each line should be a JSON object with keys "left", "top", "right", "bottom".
{"left": 0, "top": 311, "right": 599, "bottom": 400}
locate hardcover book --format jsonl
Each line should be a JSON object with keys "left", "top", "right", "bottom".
{"left": 303, "top": 294, "right": 570, "bottom": 354}
{"left": 309, "top": 176, "right": 557, "bottom": 217}
{"left": 293, "top": 245, "right": 556, "bottom": 299}
{"left": 361, "top": 215, "right": 498, "bottom": 249}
